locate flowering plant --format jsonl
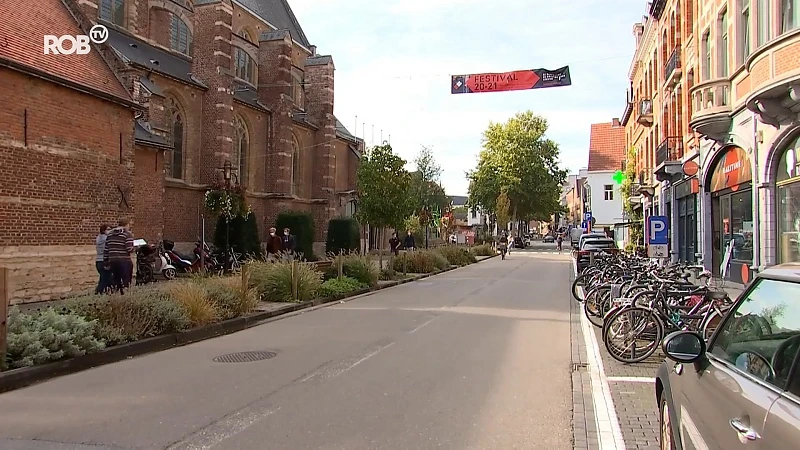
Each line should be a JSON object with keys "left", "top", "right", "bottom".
{"left": 204, "top": 182, "right": 251, "bottom": 221}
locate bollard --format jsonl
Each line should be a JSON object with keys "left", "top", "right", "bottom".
{"left": 589, "top": 251, "right": 595, "bottom": 266}
{"left": 291, "top": 259, "right": 299, "bottom": 301}
{"left": 0, "top": 267, "right": 8, "bottom": 368}
{"left": 240, "top": 262, "right": 249, "bottom": 301}
{"left": 338, "top": 252, "right": 344, "bottom": 280}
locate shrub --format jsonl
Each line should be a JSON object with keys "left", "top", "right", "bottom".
{"left": 275, "top": 211, "right": 315, "bottom": 260}
{"left": 436, "top": 246, "right": 477, "bottom": 266}
{"left": 392, "top": 250, "right": 449, "bottom": 274}
{"left": 64, "top": 286, "right": 190, "bottom": 345}
{"left": 5, "top": 306, "right": 106, "bottom": 369}
{"left": 470, "top": 243, "right": 493, "bottom": 256}
{"left": 316, "top": 276, "right": 368, "bottom": 298}
{"left": 165, "top": 281, "right": 218, "bottom": 327}
{"left": 201, "top": 276, "right": 260, "bottom": 320}
{"left": 324, "top": 253, "right": 379, "bottom": 287}
{"left": 326, "top": 218, "right": 361, "bottom": 255}
{"left": 214, "top": 213, "right": 262, "bottom": 258}
{"left": 249, "top": 261, "right": 321, "bottom": 302}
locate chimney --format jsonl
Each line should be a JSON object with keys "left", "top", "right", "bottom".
{"left": 612, "top": 118, "right": 621, "bottom": 127}
{"left": 309, "top": 45, "right": 317, "bottom": 56}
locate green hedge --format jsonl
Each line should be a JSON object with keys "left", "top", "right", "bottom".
{"left": 214, "top": 213, "right": 262, "bottom": 257}
{"left": 275, "top": 211, "right": 314, "bottom": 260}
{"left": 326, "top": 218, "right": 360, "bottom": 254}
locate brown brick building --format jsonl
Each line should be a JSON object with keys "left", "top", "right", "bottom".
{"left": 0, "top": 0, "right": 363, "bottom": 304}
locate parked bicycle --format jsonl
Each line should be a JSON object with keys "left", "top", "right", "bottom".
{"left": 573, "top": 252, "right": 736, "bottom": 364}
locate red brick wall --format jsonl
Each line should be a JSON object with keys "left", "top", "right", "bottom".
{"left": 0, "top": 67, "right": 135, "bottom": 245}
{"left": 133, "top": 145, "right": 165, "bottom": 242}
{"left": 258, "top": 32, "right": 293, "bottom": 194}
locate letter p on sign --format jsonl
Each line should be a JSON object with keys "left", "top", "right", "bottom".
{"left": 647, "top": 216, "right": 669, "bottom": 245}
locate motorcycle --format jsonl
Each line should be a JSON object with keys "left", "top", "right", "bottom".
{"left": 134, "top": 239, "right": 177, "bottom": 284}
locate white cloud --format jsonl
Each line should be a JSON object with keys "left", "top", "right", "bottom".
{"left": 288, "top": 0, "right": 644, "bottom": 194}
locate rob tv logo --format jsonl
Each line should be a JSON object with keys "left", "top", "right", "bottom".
{"left": 44, "top": 24, "right": 108, "bottom": 55}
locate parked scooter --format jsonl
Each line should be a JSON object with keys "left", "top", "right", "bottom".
{"left": 163, "top": 240, "right": 196, "bottom": 273}
{"left": 134, "top": 239, "right": 177, "bottom": 284}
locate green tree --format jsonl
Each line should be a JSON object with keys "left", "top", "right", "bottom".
{"left": 467, "top": 111, "right": 568, "bottom": 230}
{"left": 409, "top": 146, "right": 450, "bottom": 216}
{"left": 496, "top": 191, "right": 511, "bottom": 232}
{"left": 355, "top": 143, "right": 413, "bottom": 266}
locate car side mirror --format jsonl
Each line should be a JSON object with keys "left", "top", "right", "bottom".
{"left": 662, "top": 331, "right": 706, "bottom": 364}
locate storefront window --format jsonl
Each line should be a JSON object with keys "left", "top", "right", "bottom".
{"left": 729, "top": 190, "right": 753, "bottom": 261}
{"left": 777, "top": 135, "right": 800, "bottom": 263}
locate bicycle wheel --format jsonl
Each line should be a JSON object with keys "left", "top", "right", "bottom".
{"left": 603, "top": 306, "right": 664, "bottom": 363}
{"left": 584, "top": 286, "right": 610, "bottom": 328}
{"left": 571, "top": 274, "right": 586, "bottom": 302}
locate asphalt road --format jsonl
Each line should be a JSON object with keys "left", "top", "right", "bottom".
{"left": 0, "top": 245, "right": 573, "bottom": 450}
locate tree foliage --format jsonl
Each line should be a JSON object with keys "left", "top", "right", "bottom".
{"left": 467, "top": 111, "right": 568, "bottom": 224}
{"left": 355, "top": 143, "right": 413, "bottom": 230}
{"left": 409, "top": 146, "right": 450, "bottom": 216}
{"left": 495, "top": 191, "right": 511, "bottom": 231}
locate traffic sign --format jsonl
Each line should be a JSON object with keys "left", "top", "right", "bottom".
{"left": 647, "top": 216, "right": 669, "bottom": 245}
{"left": 584, "top": 212, "right": 592, "bottom": 222}
{"left": 647, "top": 244, "right": 669, "bottom": 258}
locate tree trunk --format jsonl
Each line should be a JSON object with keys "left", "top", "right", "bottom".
{"left": 378, "top": 228, "right": 384, "bottom": 271}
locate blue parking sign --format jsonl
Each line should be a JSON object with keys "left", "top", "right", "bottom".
{"left": 647, "top": 216, "right": 669, "bottom": 245}
{"left": 583, "top": 211, "right": 592, "bottom": 222}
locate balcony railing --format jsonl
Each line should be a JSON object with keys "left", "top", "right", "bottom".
{"left": 656, "top": 137, "right": 683, "bottom": 166}
{"left": 664, "top": 47, "right": 681, "bottom": 86}
{"left": 691, "top": 79, "right": 731, "bottom": 117}
{"left": 637, "top": 99, "right": 653, "bottom": 125}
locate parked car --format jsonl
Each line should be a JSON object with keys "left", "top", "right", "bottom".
{"left": 656, "top": 263, "right": 800, "bottom": 449}
{"left": 513, "top": 236, "right": 525, "bottom": 248}
{"left": 543, "top": 235, "right": 555, "bottom": 243}
{"left": 574, "top": 232, "right": 606, "bottom": 250}
{"left": 575, "top": 237, "right": 617, "bottom": 271}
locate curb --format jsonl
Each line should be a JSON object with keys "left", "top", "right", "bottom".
{"left": 0, "top": 252, "right": 498, "bottom": 393}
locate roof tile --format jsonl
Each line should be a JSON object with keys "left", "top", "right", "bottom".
{"left": 587, "top": 120, "right": 625, "bottom": 172}
{"left": 0, "top": 0, "right": 131, "bottom": 102}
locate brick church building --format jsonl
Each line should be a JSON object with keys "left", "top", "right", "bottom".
{"left": 0, "top": 0, "right": 363, "bottom": 304}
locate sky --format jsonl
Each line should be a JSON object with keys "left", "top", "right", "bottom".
{"left": 289, "top": 0, "right": 648, "bottom": 196}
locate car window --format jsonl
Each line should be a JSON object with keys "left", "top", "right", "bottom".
{"left": 709, "top": 278, "right": 800, "bottom": 390}
{"left": 582, "top": 239, "right": 614, "bottom": 248}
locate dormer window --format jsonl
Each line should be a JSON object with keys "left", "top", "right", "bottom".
{"left": 170, "top": 15, "right": 192, "bottom": 56}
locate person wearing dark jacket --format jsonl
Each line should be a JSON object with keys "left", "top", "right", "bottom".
{"left": 94, "top": 224, "right": 112, "bottom": 294}
{"left": 389, "top": 232, "right": 401, "bottom": 256}
{"left": 103, "top": 218, "right": 134, "bottom": 293}
{"left": 266, "top": 227, "right": 284, "bottom": 259}
{"left": 403, "top": 231, "right": 415, "bottom": 250}
{"left": 282, "top": 227, "right": 297, "bottom": 255}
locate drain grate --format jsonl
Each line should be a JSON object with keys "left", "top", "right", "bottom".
{"left": 571, "top": 362, "right": 589, "bottom": 371}
{"left": 213, "top": 351, "right": 277, "bottom": 363}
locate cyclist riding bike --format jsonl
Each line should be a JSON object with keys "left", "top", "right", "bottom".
{"left": 498, "top": 233, "right": 509, "bottom": 260}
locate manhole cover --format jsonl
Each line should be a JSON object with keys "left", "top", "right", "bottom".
{"left": 213, "top": 351, "right": 277, "bottom": 363}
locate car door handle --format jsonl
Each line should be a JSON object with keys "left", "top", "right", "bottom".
{"left": 729, "top": 418, "right": 760, "bottom": 440}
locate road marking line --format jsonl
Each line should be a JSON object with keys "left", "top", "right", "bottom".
{"left": 167, "top": 406, "right": 281, "bottom": 450}
{"left": 575, "top": 260, "right": 626, "bottom": 450}
{"left": 408, "top": 316, "right": 437, "bottom": 334}
{"left": 606, "top": 376, "right": 656, "bottom": 383}
{"left": 301, "top": 340, "right": 395, "bottom": 382}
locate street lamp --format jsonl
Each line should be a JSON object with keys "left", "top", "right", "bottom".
{"left": 218, "top": 160, "right": 238, "bottom": 272}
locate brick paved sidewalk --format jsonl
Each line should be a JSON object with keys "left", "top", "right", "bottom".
{"left": 570, "top": 267, "right": 663, "bottom": 450}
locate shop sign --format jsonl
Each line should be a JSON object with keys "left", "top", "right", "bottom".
{"left": 709, "top": 146, "right": 752, "bottom": 192}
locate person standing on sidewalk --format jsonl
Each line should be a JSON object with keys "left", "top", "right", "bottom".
{"left": 265, "top": 227, "right": 283, "bottom": 260}
{"left": 389, "top": 232, "right": 401, "bottom": 256}
{"left": 282, "top": 227, "right": 297, "bottom": 259}
{"left": 94, "top": 224, "right": 112, "bottom": 294}
{"left": 104, "top": 218, "right": 135, "bottom": 294}
{"left": 403, "top": 230, "right": 415, "bottom": 250}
